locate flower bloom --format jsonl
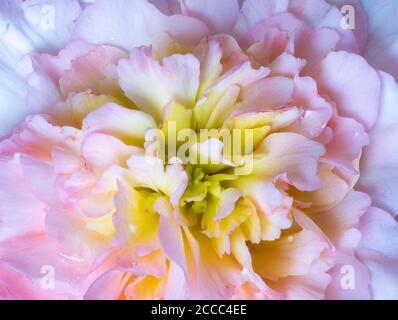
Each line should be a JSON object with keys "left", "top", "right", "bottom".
{"left": 0, "top": 0, "right": 398, "bottom": 300}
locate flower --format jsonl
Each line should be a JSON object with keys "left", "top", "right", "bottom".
{"left": 0, "top": 0, "right": 397, "bottom": 300}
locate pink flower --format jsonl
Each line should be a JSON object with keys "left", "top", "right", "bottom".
{"left": 0, "top": 0, "right": 397, "bottom": 300}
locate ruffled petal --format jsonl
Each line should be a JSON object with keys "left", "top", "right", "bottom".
{"left": 59, "top": 45, "right": 127, "bottom": 97}
{"left": 82, "top": 103, "right": 156, "bottom": 146}
{"left": 0, "top": 1, "right": 82, "bottom": 137}
{"left": 118, "top": 47, "right": 200, "bottom": 121}
{"left": 180, "top": 0, "right": 239, "bottom": 33}
{"left": 73, "top": 0, "right": 209, "bottom": 51}
{"left": 357, "top": 207, "right": 398, "bottom": 300}
{"left": 361, "top": 0, "right": 398, "bottom": 81}
{"left": 357, "top": 72, "right": 398, "bottom": 217}
{"left": 0, "top": 156, "right": 45, "bottom": 242}
{"left": 317, "top": 51, "right": 380, "bottom": 130}
{"left": 253, "top": 132, "right": 325, "bottom": 191}
{"left": 252, "top": 229, "right": 328, "bottom": 280}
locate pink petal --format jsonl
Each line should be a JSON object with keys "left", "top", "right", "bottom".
{"left": 254, "top": 132, "right": 325, "bottom": 191}
{"left": 180, "top": 0, "right": 239, "bottom": 33}
{"left": 233, "top": 0, "right": 289, "bottom": 41}
{"left": 325, "top": 253, "right": 371, "bottom": 300}
{"left": 317, "top": 51, "right": 381, "bottom": 130}
{"left": 271, "top": 272, "right": 331, "bottom": 300}
{"left": 289, "top": 0, "right": 361, "bottom": 52}
{"left": 0, "top": 263, "right": 68, "bottom": 300}
{"left": 357, "top": 207, "right": 398, "bottom": 299}
{"left": 357, "top": 72, "right": 398, "bottom": 216}
{"left": 73, "top": 0, "right": 209, "bottom": 51}
{"left": 19, "top": 155, "right": 58, "bottom": 206}
{"left": 326, "top": 0, "right": 369, "bottom": 51}
{"left": 237, "top": 76, "right": 294, "bottom": 112}
{"left": 81, "top": 133, "right": 137, "bottom": 171}
{"left": 0, "top": 233, "right": 102, "bottom": 298}
{"left": 26, "top": 41, "right": 95, "bottom": 112}
{"left": 323, "top": 116, "right": 369, "bottom": 180}
{"left": 0, "top": 157, "right": 45, "bottom": 242}
{"left": 289, "top": 76, "right": 333, "bottom": 139}
{"left": 84, "top": 270, "right": 130, "bottom": 300}
{"left": 59, "top": 45, "right": 127, "bottom": 97}
{"left": 311, "top": 190, "right": 371, "bottom": 253}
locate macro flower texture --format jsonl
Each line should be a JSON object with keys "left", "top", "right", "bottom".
{"left": 0, "top": 0, "right": 398, "bottom": 300}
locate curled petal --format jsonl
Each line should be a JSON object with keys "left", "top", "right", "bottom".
{"left": 180, "top": 0, "right": 239, "bottom": 33}
{"left": 73, "top": 0, "right": 209, "bottom": 50}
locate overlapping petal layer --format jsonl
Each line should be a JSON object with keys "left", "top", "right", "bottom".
{"left": 0, "top": 0, "right": 397, "bottom": 300}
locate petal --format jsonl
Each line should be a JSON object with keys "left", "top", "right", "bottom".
{"left": 232, "top": 179, "right": 292, "bottom": 240}
{"left": 326, "top": 0, "right": 369, "bottom": 51}
{"left": 81, "top": 133, "right": 137, "bottom": 171}
{"left": 124, "top": 273, "right": 167, "bottom": 300}
{"left": 233, "top": 0, "right": 289, "bottom": 41}
{"left": 84, "top": 271, "right": 130, "bottom": 300}
{"left": 323, "top": 116, "right": 369, "bottom": 180}
{"left": 25, "top": 41, "right": 95, "bottom": 112}
{"left": 0, "top": 0, "right": 81, "bottom": 64}
{"left": 126, "top": 155, "right": 188, "bottom": 206}
{"left": 59, "top": 45, "right": 127, "bottom": 97}
{"left": 0, "top": 114, "right": 78, "bottom": 160}
{"left": 270, "top": 52, "right": 306, "bottom": 77}
{"left": 357, "top": 72, "right": 398, "bottom": 217}
{"left": 0, "top": 233, "right": 105, "bottom": 298}
{"left": 246, "top": 27, "right": 290, "bottom": 65}
{"left": 73, "top": 0, "right": 209, "bottom": 51}
{"left": 180, "top": 0, "right": 239, "bottom": 33}
{"left": 0, "top": 263, "right": 68, "bottom": 299}
{"left": 253, "top": 132, "right": 325, "bottom": 191}
{"left": 45, "top": 207, "right": 113, "bottom": 264}
{"left": 183, "top": 227, "right": 249, "bottom": 299}
{"left": 271, "top": 272, "right": 331, "bottom": 300}
{"left": 52, "top": 92, "right": 121, "bottom": 127}
{"left": 0, "top": 64, "right": 29, "bottom": 138}
{"left": 317, "top": 51, "right": 381, "bottom": 130}
{"left": 153, "top": 197, "right": 187, "bottom": 274}
{"left": 82, "top": 103, "right": 156, "bottom": 146}
{"left": 357, "top": 207, "right": 398, "bottom": 300}
{"left": 311, "top": 191, "right": 371, "bottom": 253}
{"left": 113, "top": 180, "right": 159, "bottom": 251}
{"left": 237, "top": 76, "right": 294, "bottom": 112}
{"left": 325, "top": 252, "right": 371, "bottom": 300}
{"left": 361, "top": 0, "right": 398, "bottom": 81}
{"left": 194, "top": 61, "right": 269, "bottom": 129}
{"left": 0, "top": 156, "right": 45, "bottom": 242}
{"left": 19, "top": 154, "right": 58, "bottom": 206}
{"left": 289, "top": 0, "right": 361, "bottom": 52}
{"left": 194, "top": 35, "right": 248, "bottom": 97}
{"left": 118, "top": 47, "right": 200, "bottom": 121}
{"left": 289, "top": 76, "right": 333, "bottom": 139}
{"left": 252, "top": 229, "right": 328, "bottom": 280}
{"left": 292, "top": 165, "right": 350, "bottom": 213}
{"left": 148, "top": 0, "right": 181, "bottom": 15}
